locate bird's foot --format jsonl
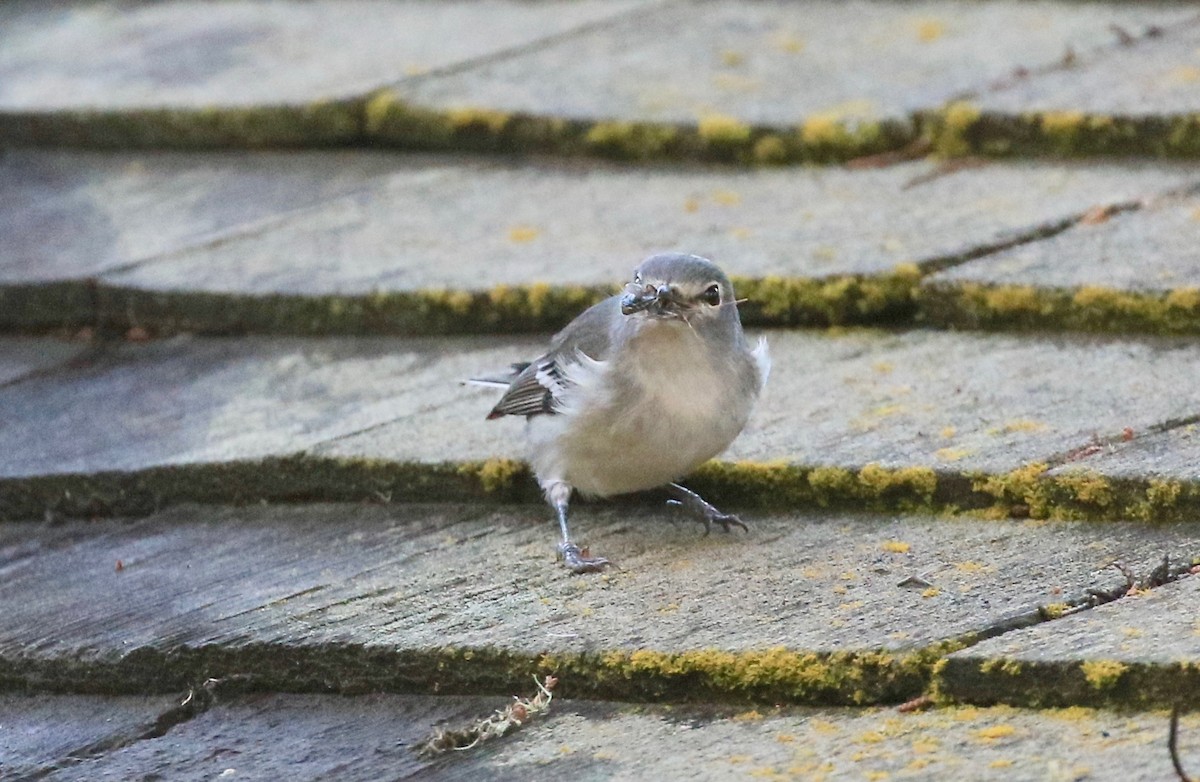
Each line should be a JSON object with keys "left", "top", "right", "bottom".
{"left": 666, "top": 487, "right": 748, "bottom": 536}
{"left": 558, "top": 541, "right": 610, "bottom": 574}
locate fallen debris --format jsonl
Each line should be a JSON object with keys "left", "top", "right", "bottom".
{"left": 417, "top": 675, "right": 558, "bottom": 756}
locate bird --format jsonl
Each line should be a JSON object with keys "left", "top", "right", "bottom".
{"left": 478, "top": 253, "right": 770, "bottom": 573}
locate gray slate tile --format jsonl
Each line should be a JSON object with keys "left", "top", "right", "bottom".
{"left": 4, "top": 151, "right": 1196, "bottom": 293}
{"left": 1, "top": 504, "right": 1195, "bottom": 664}
{"left": 0, "top": 150, "right": 407, "bottom": 283}
{"left": 29, "top": 696, "right": 1200, "bottom": 782}
{"left": 0, "top": 0, "right": 648, "bottom": 110}
{"left": 0, "top": 338, "right": 89, "bottom": 386}
{"left": 942, "top": 572, "right": 1200, "bottom": 709}
{"left": 0, "top": 694, "right": 177, "bottom": 780}
{"left": 395, "top": 1, "right": 1194, "bottom": 126}
{"left": 3, "top": 330, "right": 1200, "bottom": 479}
{"left": 981, "top": 17, "right": 1200, "bottom": 115}
{"left": 927, "top": 190, "right": 1200, "bottom": 292}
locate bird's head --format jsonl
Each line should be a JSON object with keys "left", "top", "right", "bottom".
{"left": 619, "top": 254, "right": 740, "bottom": 326}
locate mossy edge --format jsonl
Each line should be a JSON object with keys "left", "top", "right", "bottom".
{"left": 918, "top": 280, "right": 1200, "bottom": 336}
{"left": 5, "top": 455, "right": 1200, "bottom": 525}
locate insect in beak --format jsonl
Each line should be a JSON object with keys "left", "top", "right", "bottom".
{"left": 621, "top": 284, "right": 675, "bottom": 316}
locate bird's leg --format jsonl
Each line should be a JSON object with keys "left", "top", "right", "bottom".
{"left": 546, "top": 482, "right": 609, "bottom": 574}
{"left": 666, "top": 483, "right": 748, "bottom": 535}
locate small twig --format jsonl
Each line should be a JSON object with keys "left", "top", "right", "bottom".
{"left": 1171, "top": 703, "right": 1194, "bottom": 782}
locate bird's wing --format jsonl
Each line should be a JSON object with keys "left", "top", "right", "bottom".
{"left": 486, "top": 296, "right": 618, "bottom": 420}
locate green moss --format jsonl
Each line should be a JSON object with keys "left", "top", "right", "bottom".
{"left": 459, "top": 459, "right": 529, "bottom": 494}
{"left": 926, "top": 101, "right": 982, "bottom": 158}
{"left": 734, "top": 267, "right": 921, "bottom": 329}
{"left": 1040, "top": 603, "right": 1069, "bottom": 620}
{"left": 978, "top": 658, "right": 1023, "bottom": 677}
{"left": 7, "top": 456, "right": 1200, "bottom": 526}
{"left": 697, "top": 114, "right": 752, "bottom": 145}
{"left": 44, "top": 269, "right": 947, "bottom": 340}
{"left": 0, "top": 101, "right": 363, "bottom": 149}
{"left": 584, "top": 121, "right": 678, "bottom": 159}
{"left": 921, "top": 108, "right": 1200, "bottom": 160}
{"left": 918, "top": 281, "right": 1200, "bottom": 337}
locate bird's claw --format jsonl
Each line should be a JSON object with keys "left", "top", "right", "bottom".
{"left": 558, "top": 541, "right": 610, "bottom": 574}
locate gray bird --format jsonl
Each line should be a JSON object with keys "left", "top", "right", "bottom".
{"left": 481, "top": 253, "right": 770, "bottom": 573}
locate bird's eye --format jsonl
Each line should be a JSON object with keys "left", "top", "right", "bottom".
{"left": 701, "top": 284, "right": 721, "bottom": 306}
{"left": 633, "top": 271, "right": 641, "bottom": 284}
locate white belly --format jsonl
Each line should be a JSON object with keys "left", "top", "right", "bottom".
{"left": 528, "top": 324, "right": 755, "bottom": 497}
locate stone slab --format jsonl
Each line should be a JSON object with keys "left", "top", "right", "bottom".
{"left": 1049, "top": 423, "right": 1200, "bottom": 483}
{"left": 4, "top": 330, "right": 1200, "bottom": 481}
{"left": 20, "top": 696, "right": 1199, "bottom": 782}
{"left": 0, "top": 694, "right": 177, "bottom": 779}
{"left": 30, "top": 693, "right": 498, "bottom": 782}
{"left": 0, "top": 0, "right": 647, "bottom": 110}
{"left": 1, "top": 504, "right": 1197, "bottom": 695}
{"left": 96, "top": 158, "right": 1200, "bottom": 296}
{"left": 0, "top": 150, "right": 413, "bottom": 283}
{"left": 981, "top": 17, "right": 1200, "bottom": 116}
{"left": 5, "top": 151, "right": 1194, "bottom": 293}
{"left": 927, "top": 190, "right": 1200, "bottom": 291}
{"left": 394, "top": 1, "right": 1194, "bottom": 127}
{"left": 318, "top": 329, "right": 1200, "bottom": 476}
{"left": 0, "top": 338, "right": 89, "bottom": 387}
{"left": 943, "top": 573, "right": 1200, "bottom": 709}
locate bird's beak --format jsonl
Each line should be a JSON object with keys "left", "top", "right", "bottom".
{"left": 621, "top": 284, "right": 674, "bottom": 316}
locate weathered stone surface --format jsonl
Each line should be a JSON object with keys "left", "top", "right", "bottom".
{"left": 24, "top": 696, "right": 1200, "bottom": 782}
{"left": 101, "top": 159, "right": 1200, "bottom": 295}
{"left": 4, "top": 151, "right": 1194, "bottom": 293}
{"left": 0, "top": 150, "right": 410, "bottom": 282}
{"left": 942, "top": 573, "right": 1200, "bottom": 709}
{"left": 30, "top": 694, "right": 501, "bottom": 782}
{"left": 0, "top": 338, "right": 89, "bottom": 386}
{"left": 1048, "top": 423, "right": 1200, "bottom": 482}
{"left": 0, "top": 0, "right": 646, "bottom": 110}
{"left": 927, "top": 190, "right": 1200, "bottom": 291}
{"left": 394, "top": 1, "right": 1191, "bottom": 127}
{"left": 4, "top": 330, "right": 1200, "bottom": 481}
{"left": 2, "top": 504, "right": 1197, "bottom": 701}
{"left": 980, "top": 18, "right": 1200, "bottom": 116}
{"left": 0, "top": 694, "right": 176, "bottom": 779}
{"left": 320, "top": 329, "right": 1200, "bottom": 476}
{"left": 0, "top": 334, "right": 537, "bottom": 478}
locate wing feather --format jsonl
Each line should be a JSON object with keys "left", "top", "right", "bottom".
{"left": 485, "top": 295, "right": 619, "bottom": 420}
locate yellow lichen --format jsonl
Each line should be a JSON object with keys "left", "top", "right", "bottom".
{"left": 974, "top": 724, "right": 1016, "bottom": 742}
{"left": 1040, "top": 110, "right": 1087, "bottom": 148}
{"left": 771, "top": 34, "right": 805, "bottom": 54}
{"left": 470, "top": 459, "right": 526, "bottom": 492}
{"left": 915, "top": 18, "right": 946, "bottom": 42}
{"left": 697, "top": 114, "right": 752, "bottom": 145}
{"left": 507, "top": 225, "right": 540, "bottom": 243}
{"left": 363, "top": 90, "right": 399, "bottom": 133}
{"left": 933, "top": 101, "right": 981, "bottom": 157}
{"left": 984, "top": 285, "right": 1042, "bottom": 314}
{"left": 447, "top": 107, "right": 510, "bottom": 133}
{"left": 801, "top": 112, "right": 851, "bottom": 146}
{"left": 1041, "top": 603, "right": 1069, "bottom": 619}
{"left": 1056, "top": 472, "right": 1114, "bottom": 508}
{"left": 1080, "top": 659, "right": 1128, "bottom": 690}
{"left": 752, "top": 134, "right": 789, "bottom": 164}
{"left": 583, "top": 121, "right": 677, "bottom": 159}
{"left": 1166, "top": 287, "right": 1200, "bottom": 311}
{"left": 881, "top": 540, "right": 911, "bottom": 554}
